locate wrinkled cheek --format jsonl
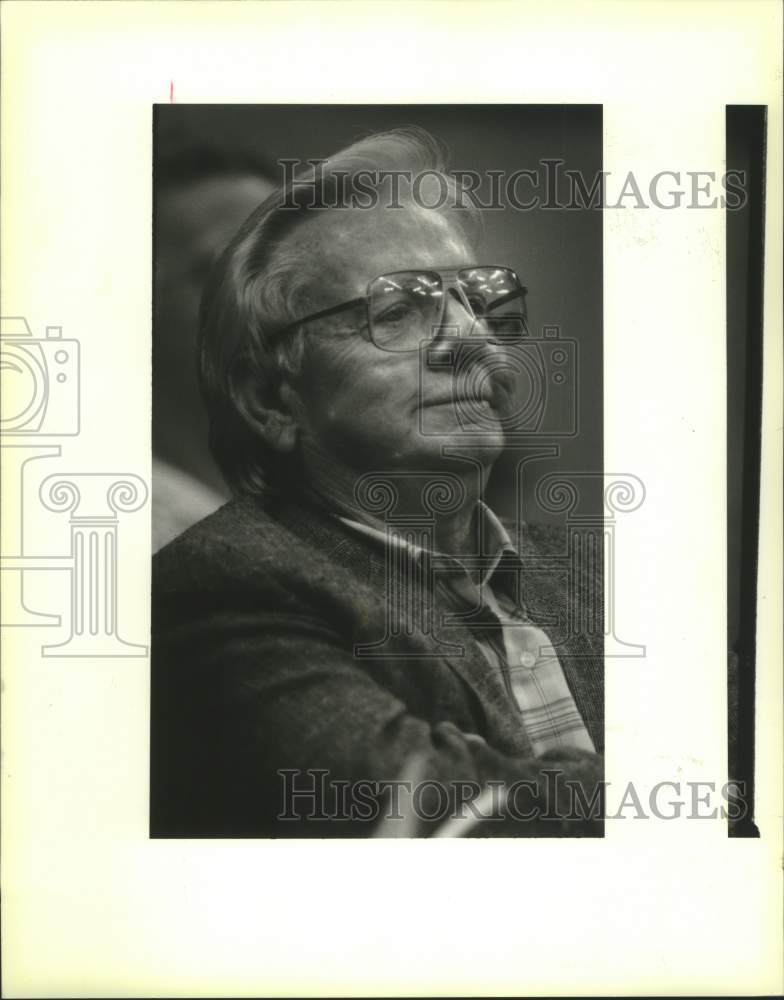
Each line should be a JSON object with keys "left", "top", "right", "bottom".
{"left": 308, "top": 384, "right": 378, "bottom": 450}
{"left": 300, "top": 346, "right": 418, "bottom": 459}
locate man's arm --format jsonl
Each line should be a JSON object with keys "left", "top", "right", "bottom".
{"left": 151, "top": 601, "right": 603, "bottom": 837}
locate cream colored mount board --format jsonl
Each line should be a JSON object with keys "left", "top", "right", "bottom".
{"left": 1, "top": 1, "right": 782, "bottom": 997}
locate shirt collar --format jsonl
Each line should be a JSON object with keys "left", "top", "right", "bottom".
{"left": 337, "top": 500, "right": 518, "bottom": 588}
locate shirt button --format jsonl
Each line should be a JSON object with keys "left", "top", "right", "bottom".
{"left": 519, "top": 651, "right": 537, "bottom": 669}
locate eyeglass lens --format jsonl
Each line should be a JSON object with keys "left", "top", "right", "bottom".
{"left": 368, "top": 267, "right": 527, "bottom": 350}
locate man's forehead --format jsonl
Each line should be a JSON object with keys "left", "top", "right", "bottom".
{"left": 283, "top": 204, "right": 471, "bottom": 301}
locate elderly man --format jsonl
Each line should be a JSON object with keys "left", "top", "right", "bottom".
{"left": 151, "top": 129, "right": 603, "bottom": 838}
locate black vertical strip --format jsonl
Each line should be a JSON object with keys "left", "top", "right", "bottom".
{"left": 150, "top": 105, "right": 155, "bottom": 837}
{"left": 150, "top": 104, "right": 160, "bottom": 838}
{"left": 726, "top": 105, "right": 766, "bottom": 838}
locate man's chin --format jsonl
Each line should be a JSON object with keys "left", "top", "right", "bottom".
{"left": 410, "top": 427, "right": 506, "bottom": 467}
{"left": 417, "top": 405, "right": 505, "bottom": 450}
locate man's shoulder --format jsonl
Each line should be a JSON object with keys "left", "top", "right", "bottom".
{"left": 501, "top": 516, "right": 602, "bottom": 559}
{"left": 153, "top": 493, "right": 330, "bottom": 597}
{"left": 501, "top": 516, "right": 602, "bottom": 604}
{"left": 496, "top": 515, "right": 569, "bottom": 558}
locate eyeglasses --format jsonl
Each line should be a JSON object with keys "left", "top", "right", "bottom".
{"left": 273, "top": 265, "right": 529, "bottom": 352}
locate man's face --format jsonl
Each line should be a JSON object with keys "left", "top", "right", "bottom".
{"left": 283, "top": 204, "right": 511, "bottom": 479}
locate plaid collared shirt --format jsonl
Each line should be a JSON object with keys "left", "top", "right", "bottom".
{"left": 338, "top": 503, "right": 594, "bottom": 757}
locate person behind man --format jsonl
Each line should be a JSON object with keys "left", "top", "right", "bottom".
{"left": 151, "top": 128, "right": 604, "bottom": 837}
{"left": 153, "top": 130, "right": 275, "bottom": 550}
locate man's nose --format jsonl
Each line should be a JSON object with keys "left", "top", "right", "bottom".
{"left": 434, "top": 289, "right": 479, "bottom": 341}
{"left": 425, "top": 292, "right": 499, "bottom": 380}
{"left": 429, "top": 289, "right": 494, "bottom": 351}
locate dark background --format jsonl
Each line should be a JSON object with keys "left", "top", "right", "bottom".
{"left": 153, "top": 104, "right": 604, "bottom": 538}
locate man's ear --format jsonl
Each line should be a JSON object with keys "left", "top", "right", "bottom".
{"left": 231, "top": 358, "right": 300, "bottom": 454}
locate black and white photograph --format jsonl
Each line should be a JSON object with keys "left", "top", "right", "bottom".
{"left": 150, "top": 105, "right": 606, "bottom": 838}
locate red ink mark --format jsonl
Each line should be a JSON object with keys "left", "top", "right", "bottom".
{"left": 170, "top": 80, "right": 175, "bottom": 103}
